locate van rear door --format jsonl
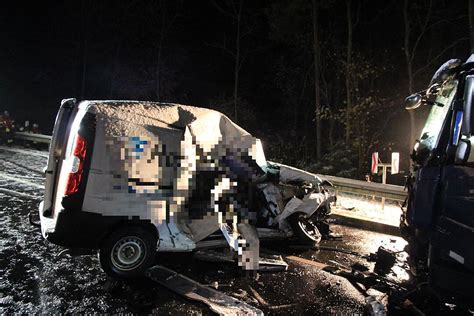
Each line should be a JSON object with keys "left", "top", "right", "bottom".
{"left": 40, "top": 98, "right": 78, "bottom": 217}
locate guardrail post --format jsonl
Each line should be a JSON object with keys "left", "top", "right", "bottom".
{"left": 381, "top": 164, "right": 387, "bottom": 211}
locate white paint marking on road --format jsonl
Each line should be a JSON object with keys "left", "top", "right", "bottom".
{"left": 0, "top": 172, "right": 45, "bottom": 189}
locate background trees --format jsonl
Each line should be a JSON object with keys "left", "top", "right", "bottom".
{"left": 0, "top": 0, "right": 469, "bottom": 183}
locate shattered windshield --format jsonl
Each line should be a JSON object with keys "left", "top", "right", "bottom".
{"left": 418, "top": 80, "right": 458, "bottom": 152}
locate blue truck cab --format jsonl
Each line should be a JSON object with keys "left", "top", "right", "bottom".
{"left": 402, "top": 55, "right": 474, "bottom": 300}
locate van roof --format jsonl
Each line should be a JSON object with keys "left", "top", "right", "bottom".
{"left": 82, "top": 100, "right": 250, "bottom": 141}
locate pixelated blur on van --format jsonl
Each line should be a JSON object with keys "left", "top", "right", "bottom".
{"left": 39, "top": 99, "right": 336, "bottom": 279}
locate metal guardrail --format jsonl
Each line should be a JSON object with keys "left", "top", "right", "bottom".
{"left": 317, "top": 174, "right": 406, "bottom": 202}
{"left": 14, "top": 132, "right": 52, "bottom": 144}
{"left": 13, "top": 132, "right": 407, "bottom": 201}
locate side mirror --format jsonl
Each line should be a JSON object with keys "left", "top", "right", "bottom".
{"left": 455, "top": 139, "right": 471, "bottom": 165}
{"left": 405, "top": 94, "right": 422, "bottom": 110}
{"left": 463, "top": 75, "right": 474, "bottom": 135}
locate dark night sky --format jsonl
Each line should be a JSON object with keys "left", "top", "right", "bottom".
{"left": 0, "top": 0, "right": 470, "bottom": 179}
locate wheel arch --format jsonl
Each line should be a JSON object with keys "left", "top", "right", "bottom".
{"left": 99, "top": 219, "right": 159, "bottom": 249}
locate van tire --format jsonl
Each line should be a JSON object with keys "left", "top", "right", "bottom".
{"left": 99, "top": 226, "right": 156, "bottom": 279}
{"left": 289, "top": 212, "right": 322, "bottom": 246}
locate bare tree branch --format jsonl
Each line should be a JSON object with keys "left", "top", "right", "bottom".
{"left": 413, "top": 37, "right": 469, "bottom": 78}
{"left": 353, "top": 0, "right": 362, "bottom": 28}
{"left": 209, "top": 0, "right": 234, "bottom": 19}
{"left": 426, "top": 14, "right": 468, "bottom": 32}
{"left": 206, "top": 41, "right": 237, "bottom": 59}
{"left": 410, "top": 0, "right": 432, "bottom": 64}
{"left": 366, "top": 103, "right": 402, "bottom": 155}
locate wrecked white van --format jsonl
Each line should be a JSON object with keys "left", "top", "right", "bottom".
{"left": 39, "top": 99, "right": 335, "bottom": 278}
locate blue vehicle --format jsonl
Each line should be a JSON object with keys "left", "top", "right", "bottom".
{"left": 402, "top": 55, "right": 474, "bottom": 300}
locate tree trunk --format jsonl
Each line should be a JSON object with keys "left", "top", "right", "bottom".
{"left": 156, "top": 43, "right": 162, "bottom": 101}
{"left": 156, "top": 0, "right": 166, "bottom": 101}
{"left": 470, "top": 0, "right": 474, "bottom": 53}
{"left": 109, "top": 40, "right": 121, "bottom": 99}
{"left": 312, "top": 0, "right": 321, "bottom": 159}
{"left": 329, "top": 73, "right": 340, "bottom": 148}
{"left": 81, "top": 38, "right": 87, "bottom": 100}
{"left": 345, "top": 0, "right": 352, "bottom": 145}
{"left": 403, "top": 0, "right": 416, "bottom": 150}
{"left": 358, "top": 120, "right": 366, "bottom": 177}
{"left": 329, "top": 117, "right": 334, "bottom": 147}
{"left": 80, "top": 0, "right": 88, "bottom": 99}
{"left": 233, "top": 0, "right": 243, "bottom": 122}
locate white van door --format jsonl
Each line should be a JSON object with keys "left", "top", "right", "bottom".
{"left": 40, "top": 98, "right": 79, "bottom": 217}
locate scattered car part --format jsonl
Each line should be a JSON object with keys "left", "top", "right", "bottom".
{"left": 255, "top": 254, "right": 288, "bottom": 272}
{"left": 194, "top": 249, "right": 235, "bottom": 263}
{"left": 247, "top": 285, "right": 298, "bottom": 311}
{"left": 402, "top": 299, "right": 425, "bottom": 316}
{"left": 146, "top": 265, "right": 263, "bottom": 315}
{"left": 315, "top": 245, "right": 365, "bottom": 258}
{"left": 194, "top": 249, "right": 288, "bottom": 272}
{"left": 286, "top": 255, "right": 330, "bottom": 270}
{"left": 365, "top": 295, "right": 387, "bottom": 316}
{"left": 373, "top": 246, "right": 397, "bottom": 275}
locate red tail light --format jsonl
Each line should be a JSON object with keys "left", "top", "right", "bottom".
{"left": 65, "top": 134, "right": 87, "bottom": 195}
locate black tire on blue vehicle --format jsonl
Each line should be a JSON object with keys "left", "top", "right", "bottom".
{"left": 99, "top": 226, "right": 157, "bottom": 279}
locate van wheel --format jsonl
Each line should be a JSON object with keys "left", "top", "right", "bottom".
{"left": 289, "top": 212, "right": 322, "bottom": 246}
{"left": 99, "top": 227, "right": 156, "bottom": 279}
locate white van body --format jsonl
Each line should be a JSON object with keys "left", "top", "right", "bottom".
{"left": 39, "top": 99, "right": 334, "bottom": 277}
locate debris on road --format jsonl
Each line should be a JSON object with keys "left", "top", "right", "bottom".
{"left": 288, "top": 254, "right": 392, "bottom": 316}
{"left": 230, "top": 289, "right": 260, "bottom": 306}
{"left": 247, "top": 285, "right": 298, "bottom": 311}
{"left": 286, "top": 255, "right": 330, "bottom": 270}
{"left": 402, "top": 299, "right": 425, "bottom": 316}
{"left": 145, "top": 265, "right": 263, "bottom": 315}
{"left": 194, "top": 249, "right": 288, "bottom": 272}
{"left": 372, "top": 246, "right": 397, "bottom": 275}
{"left": 365, "top": 295, "right": 386, "bottom": 316}
{"left": 257, "top": 255, "right": 288, "bottom": 272}
{"left": 204, "top": 281, "right": 233, "bottom": 290}
{"left": 194, "top": 249, "right": 235, "bottom": 263}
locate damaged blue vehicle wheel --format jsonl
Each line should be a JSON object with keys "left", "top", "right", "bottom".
{"left": 99, "top": 227, "right": 157, "bottom": 279}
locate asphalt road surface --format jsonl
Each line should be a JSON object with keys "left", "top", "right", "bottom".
{"left": 0, "top": 145, "right": 470, "bottom": 315}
